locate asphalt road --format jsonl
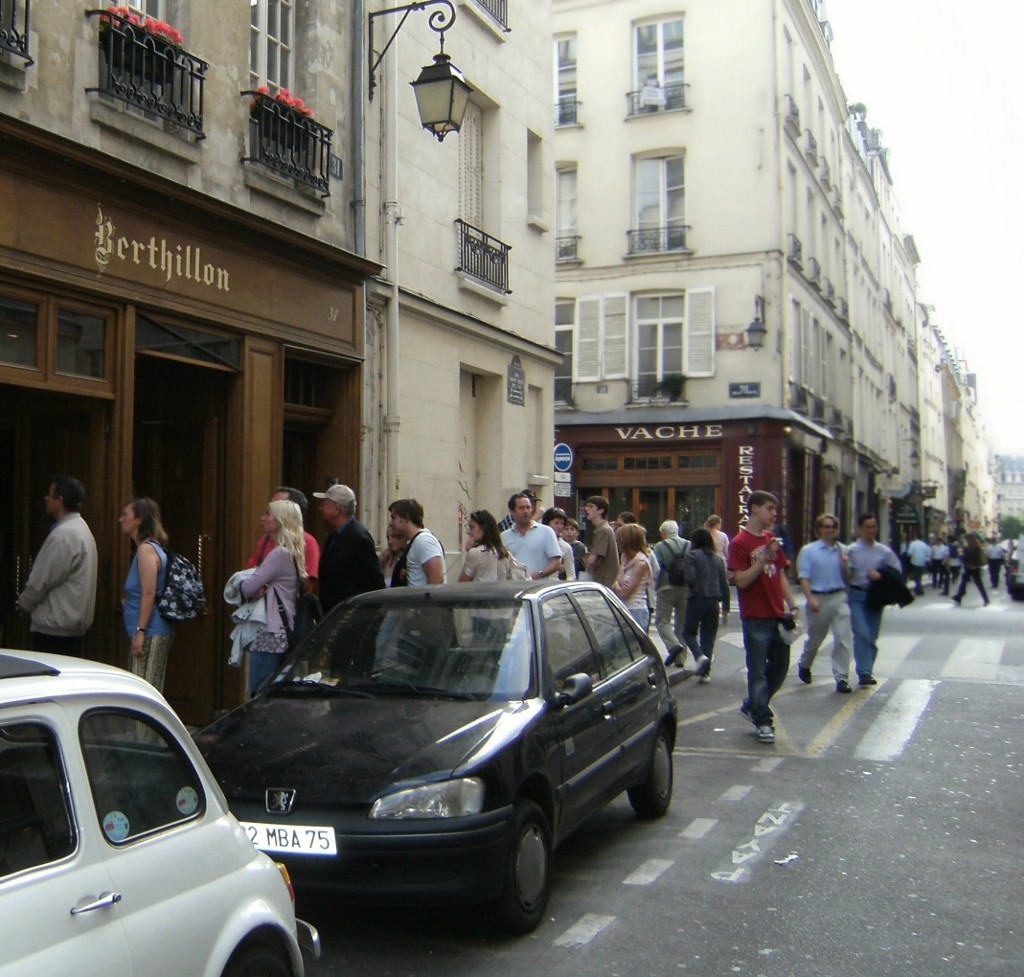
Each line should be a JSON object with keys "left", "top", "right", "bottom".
{"left": 299, "top": 583, "right": 1023, "bottom": 977}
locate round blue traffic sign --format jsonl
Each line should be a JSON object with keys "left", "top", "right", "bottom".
{"left": 553, "top": 442, "right": 573, "bottom": 472}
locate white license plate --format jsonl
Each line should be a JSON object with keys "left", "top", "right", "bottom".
{"left": 241, "top": 821, "right": 337, "bottom": 856}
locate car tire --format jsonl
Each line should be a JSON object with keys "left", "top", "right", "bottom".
{"left": 222, "top": 944, "right": 293, "bottom": 977}
{"left": 627, "top": 725, "right": 673, "bottom": 819}
{"left": 493, "top": 798, "right": 552, "bottom": 934}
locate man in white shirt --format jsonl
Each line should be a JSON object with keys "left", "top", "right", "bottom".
{"left": 501, "top": 493, "right": 562, "bottom": 580}
{"left": 906, "top": 535, "right": 931, "bottom": 596}
{"left": 541, "top": 507, "right": 577, "bottom": 580}
{"left": 388, "top": 498, "right": 446, "bottom": 586}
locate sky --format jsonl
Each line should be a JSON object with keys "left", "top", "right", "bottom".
{"left": 825, "top": 0, "right": 1024, "bottom": 457}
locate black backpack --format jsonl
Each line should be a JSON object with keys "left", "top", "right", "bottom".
{"left": 666, "top": 538, "right": 691, "bottom": 586}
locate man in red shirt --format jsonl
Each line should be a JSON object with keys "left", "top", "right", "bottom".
{"left": 728, "top": 491, "right": 800, "bottom": 744}
{"left": 247, "top": 486, "right": 320, "bottom": 590}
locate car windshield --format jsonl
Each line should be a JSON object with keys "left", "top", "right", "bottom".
{"left": 271, "top": 599, "right": 536, "bottom": 701}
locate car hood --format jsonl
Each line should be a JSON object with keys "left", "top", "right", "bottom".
{"left": 197, "top": 693, "right": 541, "bottom": 807}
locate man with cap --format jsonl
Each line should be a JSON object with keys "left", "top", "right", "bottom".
{"left": 499, "top": 489, "right": 539, "bottom": 532}
{"left": 314, "top": 484, "right": 385, "bottom": 612}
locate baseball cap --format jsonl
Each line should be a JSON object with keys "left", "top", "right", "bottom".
{"left": 522, "top": 489, "right": 538, "bottom": 501}
{"left": 313, "top": 484, "right": 355, "bottom": 507}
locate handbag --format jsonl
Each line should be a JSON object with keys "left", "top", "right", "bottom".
{"left": 500, "top": 553, "right": 532, "bottom": 582}
{"left": 276, "top": 561, "right": 323, "bottom": 651}
{"left": 156, "top": 547, "right": 207, "bottom": 622}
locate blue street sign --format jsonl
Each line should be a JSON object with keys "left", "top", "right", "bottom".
{"left": 553, "top": 442, "right": 573, "bottom": 472}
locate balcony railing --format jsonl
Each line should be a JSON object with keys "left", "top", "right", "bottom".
{"left": 633, "top": 375, "right": 686, "bottom": 402}
{"left": 555, "top": 94, "right": 579, "bottom": 127}
{"left": 243, "top": 92, "right": 333, "bottom": 196}
{"left": 627, "top": 225, "right": 689, "bottom": 255}
{"left": 1, "top": 0, "right": 32, "bottom": 63}
{"left": 88, "top": 10, "right": 207, "bottom": 137}
{"left": 555, "top": 235, "right": 580, "bottom": 262}
{"left": 784, "top": 94, "right": 800, "bottom": 132}
{"left": 456, "top": 219, "right": 511, "bottom": 294}
{"left": 473, "top": 0, "right": 508, "bottom": 30}
{"left": 626, "top": 82, "right": 687, "bottom": 115}
{"left": 787, "top": 233, "right": 803, "bottom": 267}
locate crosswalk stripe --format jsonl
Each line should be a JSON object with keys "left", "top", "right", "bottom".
{"left": 854, "top": 679, "right": 936, "bottom": 761}
{"left": 554, "top": 914, "right": 616, "bottom": 947}
{"left": 941, "top": 638, "right": 1004, "bottom": 680}
{"left": 680, "top": 817, "right": 717, "bottom": 839}
{"left": 623, "top": 859, "right": 673, "bottom": 885}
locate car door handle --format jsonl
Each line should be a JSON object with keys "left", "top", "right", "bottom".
{"left": 70, "top": 891, "right": 123, "bottom": 915}
{"left": 647, "top": 669, "right": 658, "bottom": 687}
{"left": 602, "top": 699, "right": 615, "bottom": 719}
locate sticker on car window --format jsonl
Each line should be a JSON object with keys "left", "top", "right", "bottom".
{"left": 176, "top": 786, "right": 199, "bottom": 816}
{"left": 103, "top": 810, "right": 130, "bottom": 842}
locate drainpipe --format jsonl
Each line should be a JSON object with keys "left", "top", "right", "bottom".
{"left": 383, "top": 21, "right": 402, "bottom": 500}
{"left": 352, "top": 1, "right": 366, "bottom": 255}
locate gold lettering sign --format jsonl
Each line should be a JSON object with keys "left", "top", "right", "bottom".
{"left": 614, "top": 424, "right": 723, "bottom": 441}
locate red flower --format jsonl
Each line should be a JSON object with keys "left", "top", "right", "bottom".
{"left": 250, "top": 86, "right": 314, "bottom": 117}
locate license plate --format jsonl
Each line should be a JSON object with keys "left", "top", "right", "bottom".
{"left": 241, "top": 821, "right": 337, "bottom": 856}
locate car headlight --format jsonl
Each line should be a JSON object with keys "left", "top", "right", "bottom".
{"left": 368, "top": 777, "right": 485, "bottom": 819}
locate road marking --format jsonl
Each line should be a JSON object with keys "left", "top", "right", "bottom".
{"left": 875, "top": 634, "right": 920, "bottom": 670}
{"left": 623, "top": 859, "right": 673, "bottom": 885}
{"left": 805, "top": 689, "right": 876, "bottom": 757}
{"left": 711, "top": 801, "right": 804, "bottom": 883}
{"left": 679, "top": 817, "right": 717, "bottom": 839}
{"left": 720, "top": 784, "right": 752, "bottom": 801}
{"left": 941, "top": 638, "right": 1004, "bottom": 681}
{"left": 554, "top": 914, "right": 616, "bottom": 946}
{"left": 855, "top": 679, "right": 936, "bottom": 761}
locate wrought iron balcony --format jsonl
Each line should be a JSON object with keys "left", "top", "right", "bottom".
{"left": 626, "top": 82, "right": 687, "bottom": 116}
{"left": 473, "top": 0, "right": 508, "bottom": 30}
{"left": 243, "top": 92, "right": 333, "bottom": 196}
{"left": 456, "top": 219, "right": 511, "bottom": 294}
{"left": 555, "top": 235, "right": 580, "bottom": 262}
{"left": 88, "top": 9, "right": 207, "bottom": 137}
{"left": 633, "top": 374, "right": 686, "bottom": 403}
{"left": 555, "top": 94, "right": 579, "bottom": 127}
{"left": 787, "top": 233, "right": 803, "bottom": 267}
{"left": 1, "top": 0, "right": 32, "bottom": 63}
{"left": 627, "top": 225, "right": 689, "bottom": 255}
{"left": 784, "top": 94, "right": 800, "bottom": 133}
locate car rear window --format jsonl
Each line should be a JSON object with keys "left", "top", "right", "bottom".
{"left": 79, "top": 710, "right": 206, "bottom": 844}
{"left": 0, "top": 722, "right": 76, "bottom": 878}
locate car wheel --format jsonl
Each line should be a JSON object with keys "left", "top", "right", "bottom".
{"left": 493, "top": 798, "right": 552, "bottom": 934}
{"left": 627, "top": 725, "right": 673, "bottom": 819}
{"left": 222, "top": 944, "right": 293, "bottom": 977}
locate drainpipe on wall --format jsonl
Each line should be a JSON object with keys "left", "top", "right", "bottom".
{"left": 352, "top": 1, "right": 366, "bottom": 256}
{"left": 383, "top": 23, "right": 402, "bottom": 500}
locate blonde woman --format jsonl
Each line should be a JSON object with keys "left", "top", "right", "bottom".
{"left": 613, "top": 523, "right": 652, "bottom": 629}
{"left": 119, "top": 497, "right": 174, "bottom": 691}
{"left": 238, "top": 499, "right": 307, "bottom": 695}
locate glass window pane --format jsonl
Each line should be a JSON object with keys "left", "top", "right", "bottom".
{"left": 555, "top": 300, "right": 575, "bottom": 327}
{"left": 0, "top": 296, "right": 39, "bottom": 369}
{"left": 573, "top": 591, "right": 636, "bottom": 674}
{"left": 55, "top": 310, "right": 106, "bottom": 379}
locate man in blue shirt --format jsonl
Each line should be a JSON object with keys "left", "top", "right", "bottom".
{"left": 796, "top": 513, "right": 852, "bottom": 693}
{"left": 501, "top": 492, "right": 563, "bottom": 580}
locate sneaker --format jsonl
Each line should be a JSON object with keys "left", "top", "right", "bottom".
{"left": 798, "top": 665, "right": 812, "bottom": 684}
{"left": 836, "top": 680, "right": 853, "bottom": 694}
{"left": 694, "top": 655, "right": 711, "bottom": 677}
{"left": 756, "top": 724, "right": 775, "bottom": 744}
{"left": 698, "top": 675, "right": 711, "bottom": 684}
{"left": 664, "top": 645, "right": 682, "bottom": 668}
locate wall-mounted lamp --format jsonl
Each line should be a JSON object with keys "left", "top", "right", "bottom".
{"left": 368, "top": 1, "right": 473, "bottom": 142}
{"left": 747, "top": 295, "right": 768, "bottom": 349}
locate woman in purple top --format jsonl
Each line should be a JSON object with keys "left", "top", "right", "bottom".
{"left": 239, "top": 499, "right": 307, "bottom": 695}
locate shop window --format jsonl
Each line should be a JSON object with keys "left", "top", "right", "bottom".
{"left": 285, "top": 360, "right": 330, "bottom": 409}
{"left": 136, "top": 315, "right": 240, "bottom": 371}
{"left": 582, "top": 457, "right": 618, "bottom": 472}
{"left": 0, "top": 296, "right": 39, "bottom": 370}
{"left": 56, "top": 310, "right": 106, "bottom": 380}
{"left": 624, "top": 456, "right": 671, "bottom": 470}
{"left": 677, "top": 454, "right": 717, "bottom": 469}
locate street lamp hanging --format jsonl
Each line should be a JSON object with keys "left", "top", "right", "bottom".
{"left": 747, "top": 295, "right": 768, "bottom": 349}
{"left": 368, "top": 0, "right": 472, "bottom": 140}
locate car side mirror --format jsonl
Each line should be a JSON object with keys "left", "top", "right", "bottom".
{"left": 555, "top": 672, "right": 593, "bottom": 708}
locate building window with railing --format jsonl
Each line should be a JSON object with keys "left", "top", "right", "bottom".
{"left": 473, "top": 0, "right": 508, "bottom": 31}
{"left": 88, "top": 8, "right": 208, "bottom": 137}
{"left": 556, "top": 168, "right": 579, "bottom": 262}
{"left": 243, "top": 89, "right": 333, "bottom": 195}
{"left": 555, "top": 35, "right": 577, "bottom": 126}
{"left": 636, "top": 294, "right": 683, "bottom": 399}
{"left": 630, "top": 17, "right": 684, "bottom": 115}
{"left": 629, "top": 155, "right": 687, "bottom": 254}
{"left": 555, "top": 300, "right": 575, "bottom": 404}
{"left": 455, "top": 219, "right": 511, "bottom": 294}
{"left": 1, "top": 0, "right": 32, "bottom": 63}
{"left": 249, "top": 0, "right": 294, "bottom": 93}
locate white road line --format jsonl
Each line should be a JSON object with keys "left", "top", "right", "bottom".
{"left": 855, "top": 679, "right": 936, "bottom": 761}
{"left": 623, "top": 859, "right": 674, "bottom": 885}
{"left": 752, "top": 757, "right": 783, "bottom": 773}
{"left": 680, "top": 817, "right": 718, "bottom": 839}
{"left": 874, "top": 634, "right": 920, "bottom": 670}
{"left": 553, "top": 914, "right": 616, "bottom": 947}
{"left": 720, "top": 784, "right": 753, "bottom": 801}
{"left": 941, "top": 638, "right": 1004, "bottom": 680}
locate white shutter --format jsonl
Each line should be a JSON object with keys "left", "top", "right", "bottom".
{"left": 576, "top": 296, "right": 602, "bottom": 381}
{"left": 603, "top": 293, "right": 628, "bottom": 379}
{"left": 685, "top": 287, "right": 715, "bottom": 376}
{"left": 459, "top": 103, "right": 483, "bottom": 226}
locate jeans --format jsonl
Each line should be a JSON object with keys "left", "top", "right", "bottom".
{"left": 988, "top": 560, "right": 1004, "bottom": 588}
{"left": 954, "top": 567, "right": 989, "bottom": 604}
{"left": 627, "top": 606, "right": 651, "bottom": 632}
{"left": 849, "top": 587, "right": 883, "bottom": 679}
{"left": 248, "top": 649, "right": 285, "bottom": 696}
{"left": 682, "top": 596, "right": 721, "bottom": 665}
{"left": 740, "top": 617, "right": 790, "bottom": 726}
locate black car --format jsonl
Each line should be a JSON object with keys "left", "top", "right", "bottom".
{"left": 196, "top": 581, "right": 677, "bottom": 933}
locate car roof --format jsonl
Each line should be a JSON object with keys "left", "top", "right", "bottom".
{"left": 344, "top": 580, "right": 611, "bottom": 606}
{"left": 0, "top": 649, "right": 171, "bottom": 710}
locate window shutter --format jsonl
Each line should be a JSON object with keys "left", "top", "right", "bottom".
{"left": 576, "top": 296, "right": 602, "bottom": 381}
{"left": 685, "top": 287, "right": 715, "bottom": 376}
{"left": 459, "top": 103, "right": 483, "bottom": 226}
{"left": 603, "top": 293, "right": 628, "bottom": 378}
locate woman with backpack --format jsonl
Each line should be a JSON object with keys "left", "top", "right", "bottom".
{"left": 119, "top": 497, "right": 174, "bottom": 692}
{"left": 238, "top": 499, "right": 307, "bottom": 695}
{"left": 680, "top": 528, "right": 731, "bottom": 682}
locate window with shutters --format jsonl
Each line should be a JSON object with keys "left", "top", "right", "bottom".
{"left": 576, "top": 294, "right": 627, "bottom": 382}
{"left": 459, "top": 102, "right": 484, "bottom": 228}
{"left": 250, "top": 0, "right": 294, "bottom": 92}
{"left": 684, "top": 287, "right": 715, "bottom": 377}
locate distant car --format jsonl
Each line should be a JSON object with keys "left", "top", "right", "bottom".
{"left": 196, "top": 581, "right": 678, "bottom": 933}
{"left": 0, "top": 650, "right": 318, "bottom": 977}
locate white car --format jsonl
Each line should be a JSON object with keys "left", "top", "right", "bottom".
{"left": 0, "top": 650, "right": 319, "bottom": 977}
